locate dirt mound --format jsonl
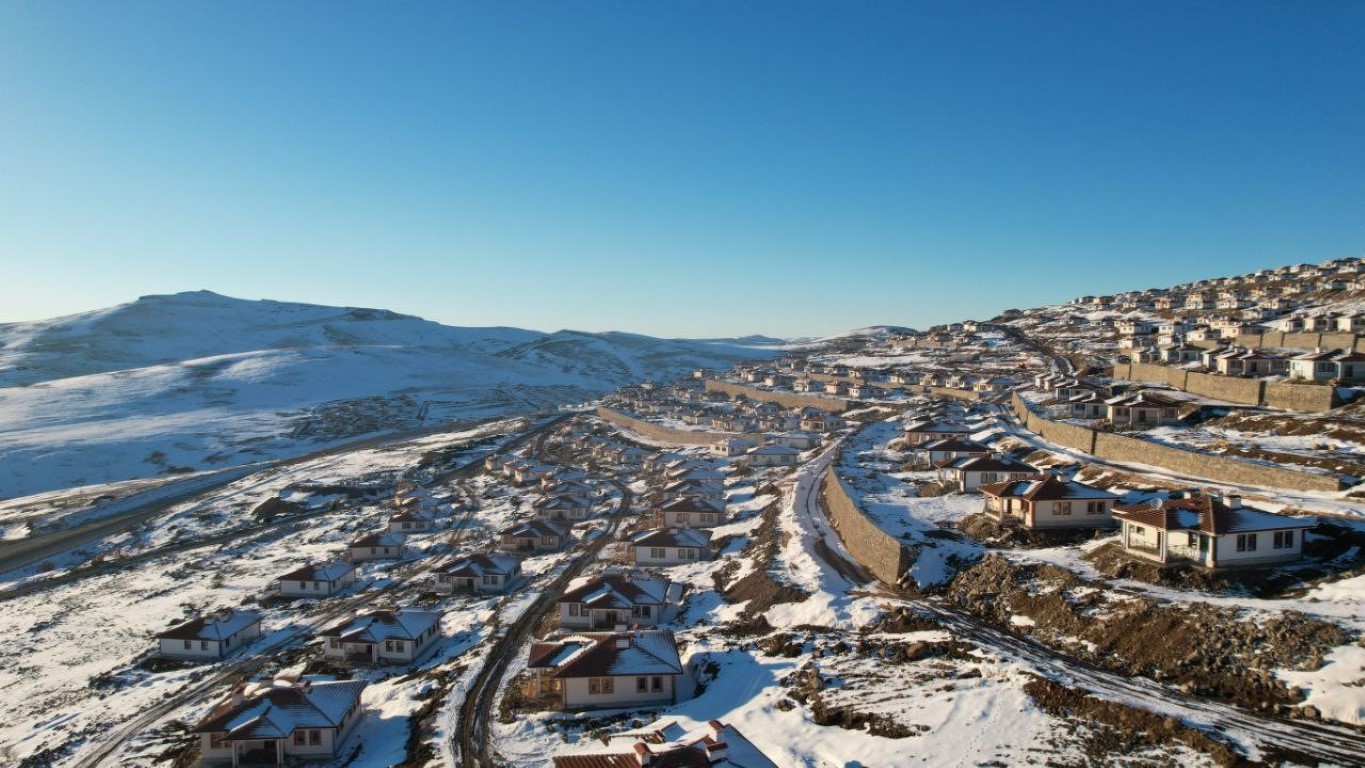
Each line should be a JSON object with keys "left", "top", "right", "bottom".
{"left": 864, "top": 606, "right": 942, "bottom": 634}
{"left": 251, "top": 496, "right": 306, "bottom": 521}
{"left": 1023, "top": 676, "right": 1241, "bottom": 766}
{"left": 947, "top": 555, "right": 1350, "bottom": 712}
{"left": 959, "top": 513, "right": 1112, "bottom": 548}
{"left": 720, "top": 500, "right": 810, "bottom": 622}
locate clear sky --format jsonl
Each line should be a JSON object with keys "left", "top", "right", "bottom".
{"left": 1, "top": 2, "right": 1362, "bottom": 338}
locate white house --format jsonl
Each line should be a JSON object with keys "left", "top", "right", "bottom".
{"left": 318, "top": 608, "right": 443, "bottom": 665}
{"left": 979, "top": 474, "right": 1121, "bottom": 529}
{"left": 768, "top": 431, "right": 821, "bottom": 450}
{"left": 630, "top": 528, "right": 714, "bottom": 566}
{"left": 713, "top": 437, "right": 760, "bottom": 458}
{"left": 659, "top": 478, "right": 725, "bottom": 503}
{"left": 388, "top": 511, "right": 434, "bottom": 535}
{"left": 557, "top": 572, "right": 679, "bottom": 631}
{"left": 433, "top": 553, "right": 522, "bottom": 594}
{"left": 501, "top": 520, "right": 572, "bottom": 553}
{"left": 276, "top": 561, "right": 356, "bottom": 598}
{"left": 917, "top": 437, "right": 991, "bottom": 467}
{"left": 155, "top": 608, "right": 263, "bottom": 661}
{"left": 526, "top": 630, "right": 684, "bottom": 711}
{"left": 1105, "top": 391, "right": 1184, "bottom": 428}
{"left": 901, "top": 420, "right": 971, "bottom": 446}
{"left": 741, "top": 444, "right": 801, "bottom": 467}
{"left": 193, "top": 677, "right": 367, "bottom": 766}
{"left": 533, "top": 493, "right": 595, "bottom": 523}
{"left": 656, "top": 496, "right": 727, "bottom": 528}
{"left": 936, "top": 455, "right": 1036, "bottom": 493}
{"left": 347, "top": 532, "right": 405, "bottom": 562}
{"left": 1113, "top": 492, "right": 1317, "bottom": 569}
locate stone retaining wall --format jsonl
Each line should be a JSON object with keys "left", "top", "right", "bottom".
{"left": 820, "top": 464, "right": 912, "bottom": 586}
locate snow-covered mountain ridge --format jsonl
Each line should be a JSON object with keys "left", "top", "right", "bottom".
{"left": 0, "top": 291, "right": 775, "bottom": 497}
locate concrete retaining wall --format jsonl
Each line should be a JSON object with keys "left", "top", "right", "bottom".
{"left": 1233, "top": 331, "right": 1364, "bottom": 353}
{"left": 595, "top": 407, "right": 729, "bottom": 446}
{"left": 1007, "top": 394, "right": 1341, "bottom": 491}
{"left": 705, "top": 380, "right": 852, "bottom": 412}
{"left": 820, "top": 465, "right": 912, "bottom": 586}
{"left": 1114, "top": 362, "right": 1337, "bottom": 413}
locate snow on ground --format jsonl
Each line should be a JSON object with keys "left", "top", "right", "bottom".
{"left": 1277, "top": 643, "right": 1365, "bottom": 724}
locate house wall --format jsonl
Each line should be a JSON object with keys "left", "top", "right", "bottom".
{"left": 561, "top": 675, "right": 677, "bottom": 709}
{"left": 279, "top": 574, "right": 352, "bottom": 597}
{"left": 1213, "top": 531, "right": 1304, "bottom": 566}
{"left": 820, "top": 465, "right": 912, "bottom": 586}
{"left": 633, "top": 546, "right": 708, "bottom": 566}
{"left": 159, "top": 638, "right": 223, "bottom": 659}
{"left": 1009, "top": 394, "right": 1342, "bottom": 492}
{"left": 661, "top": 509, "right": 724, "bottom": 528}
{"left": 350, "top": 546, "right": 400, "bottom": 561}
{"left": 1029, "top": 500, "right": 1114, "bottom": 528}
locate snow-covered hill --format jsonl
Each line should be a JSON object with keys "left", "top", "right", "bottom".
{"left": 0, "top": 291, "right": 774, "bottom": 497}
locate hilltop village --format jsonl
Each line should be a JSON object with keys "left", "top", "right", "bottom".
{"left": 3, "top": 256, "right": 1365, "bottom": 768}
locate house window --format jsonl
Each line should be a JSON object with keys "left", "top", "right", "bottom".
{"left": 682, "top": 548, "right": 696, "bottom": 559}
{"left": 183, "top": 640, "right": 192, "bottom": 650}
{"left": 637, "top": 676, "right": 648, "bottom": 692}
{"left": 1236, "top": 533, "right": 1257, "bottom": 552}
{"left": 293, "top": 731, "right": 307, "bottom": 746}
{"left": 200, "top": 640, "right": 209, "bottom": 650}
{"left": 603, "top": 678, "right": 614, "bottom": 694}
{"left": 652, "top": 676, "right": 663, "bottom": 692}
{"left": 1056, "top": 502, "right": 1072, "bottom": 516}
{"left": 309, "top": 729, "right": 321, "bottom": 746}
{"left": 650, "top": 547, "right": 666, "bottom": 559}
{"left": 482, "top": 574, "right": 499, "bottom": 585}
{"left": 588, "top": 678, "right": 615, "bottom": 694}
{"left": 1086, "top": 501, "right": 1105, "bottom": 515}
{"left": 1132, "top": 525, "right": 1145, "bottom": 536}
{"left": 1273, "top": 531, "right": 1295, "bottom": 549}
{"left": 542, "top": 536, "right": 556, "bottom": 546}
{"left": 330, "top": 638, "right": 342, "bottom": 648}
{"left": 568, "top": 603, "right": 580, "bottom": 617}
{"left": 209, "top": 732, "right": 226, "bottom": 749}
{"left": 1187, "top": 532, "right": 1198, "bottom": 547}
{"left": 299, "top": 581, "right": 307, "bottom": 590}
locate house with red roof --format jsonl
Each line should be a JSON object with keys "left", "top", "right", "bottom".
{"left": 526, "top": 630, "right": 685, "bottom": 710}
{"left": 551, "top": 719, "right": 778, "bottom": 768}
{"left": 275, "top": 561, "right": 356, "bottom": 598}
{"left": 318, "top": 608, "right": 443, "bottom": 665}
{"left": 155, "top": 608, "right": 262, "bottom": 661}
{"left": 656, "top": 496, "right": 727, "bottom": 529}
{"left": 935, "top": 454, "right": 1037, "bottom": 493}
{"left": 432, "top": 552, "right": 522, "bottom": 594}
{"left": 347, "top": 532, "right": 405, "bottom": 562}
{"left": 193, "top": 676, "right": 366, "bottom": 766}
{"left": 557, "top": 572, "right": 680, "bottom": 631}
{"left": 630, "top": 528, "right": 713, "bottom": 566}
{"left": 1113, "top": 492, "right": 1317, "bottom": 568}
{"left": 979, "top": 473, "right": 1121, "bottom": 529}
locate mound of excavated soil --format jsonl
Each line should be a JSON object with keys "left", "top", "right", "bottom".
{"left": 947, "top": 555, "right": 1350, "bottom": 712}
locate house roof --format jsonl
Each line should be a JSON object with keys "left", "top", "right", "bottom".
{"left": 438, "top": 552, "right": 520, "bottom": 577}
{"left": 630, "top": 528, "right": 712, "bottom": 549}
{"left": 902, "top": 420, "right": 970, "bottom": 434}
{"left": 745, "top": 444, "right": 799, "bottom": 456}
{"left": 156, "top": 609, "right": 261, "bottom": 642}
{"left": 318, "top": 609, "right": 442, "bottom": 644}
{"left": 278, "top": 560, "right": 354, "bottom": 583}
{"left": 553, "top": 720, "right": 778, "bottom": 768}
{"left": 658, "top": 496, "right": 725, "bottom": 514}
{"left": 503, "top": 520, "right": 569, "bottom": 538}
{"left": 350, "top": 532, "right": 404, "bottom": 549}
{"left": 528, "top": 630, "right": 683, "bottom": 679}
{"left": 1113, "top": 495, "right": 1317, "bottom": 535}
{"left": 1104, "top": 391, "right": 1184, "bottom": 408}
{"left": 560, "top": 573, "right": 671, "bottom": 609}
{"left": 193, "top": 678, "right": 366, "bottom": 737}
{"left": 938, "top": 455, "right": 1036, "bottom": 474}
{"left": 978, "top": 474, "right": 1120, "bottom": 502}
{"left": 920, "top": 437, "right": 990, "bottom": 453}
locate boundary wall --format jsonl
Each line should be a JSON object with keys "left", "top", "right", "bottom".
{"left": 1009, "top": 394, "right": 1342, "bottom": 492}
{"left": 595, "top": 407, "right": 729, "bottom": 446}
{"left": 820, "top": 464, "right": 912, "bottom": 586}
{"left": 1112, "top": 362, "right": 1337, "bottom": 412}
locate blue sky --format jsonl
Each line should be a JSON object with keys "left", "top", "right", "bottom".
{"left": 1, "top": 2, "right": 1362, "bottom": 338}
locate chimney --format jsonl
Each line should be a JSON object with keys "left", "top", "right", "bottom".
{"left": 633, "top": 742, "right": 652, "bottom": 766}
{"left": 704, "top": 741, "right": 730, "bottom": 764}
{"left": 1224, "top": 494, "right": 1242, "bottom": 509}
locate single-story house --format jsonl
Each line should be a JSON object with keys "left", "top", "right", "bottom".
{"left": 741, "top": 444, "right": 801, "bottom": 467}
{"left": 1113, "top": 492, "right": 1317, "bottom": 569}
{"left": 156, "top": 608, "right": 263, "bottom": 661}
{"left": 902, "top": 420, "right": 972, "bottom": 446}
{"left": 979, "top": 473, "right": 1121, "bottom": 529}
{"left": 630, "top": 528, "right": 714, "bottom": 566}
{"left": 347, "top": 532, "right": 405, "bottom": 562}
{"left": 433, "top": 552, "right": 522, "bottom": 594}
{"left": 533, "top": 493, "right": 595, "bottom": 523}
{"left": 500, "top": 520, "right": 572, "bottom": 554}
{"left": 550, "top": 719, "right": 778, "bottom": 768}
{"left": 936, "top": 455, "right": 1037, "bottom": 493}
{"left": 318, "top": 608, "right": 443, "bottom": 665}
{"left": 659, "top": 478, "right": 725, "bottom": 502}
{"left": 193, "top": 677, "right": 366, "bottom": 766}
{"left": 388, "top": 511, "right": 433, "bottom": 535}
{"left": 1105, "top": 391, "right": 1184, "bottom": 428}
{"left": 918, "top": 437, "right": 991, "bottom": 467}
{"left": 526, "top": 630, "right": 684, "bottom": 711}
{"left": 276, "top": 561, "right": 356, "bottom": 598}
{"left": 557, "top": 572, "right": 680, "bottom": 631}
{"left": 656, "top": 496, "right": 727, "bottom": 529}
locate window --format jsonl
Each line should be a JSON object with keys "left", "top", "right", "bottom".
{"left": 183, "top": 640, "right": 192, "bottom": 650}
{"left": 1187, "top": 532, "right": 1198, "bottom": 547}
{"left": 637, "top": 676, "right": 648, "bottom": 693}
{"left": 1132, "top": 525, "right": 1145, "bottom": 536}
{"left": 309, "top": 729, "right": 321, "bottom": 746}
{"left": 603, "top": 678, "right": 614, "bottom": 694}
{"left": 677, "top": 512, "right": 690, "bottom": 524}
{"left": 209, "top": 732, "right": 225, "bottom": 749}
{"left": 588, "top": 678, "right": 614, "bottom": 694}
{"left": 293, "top": 731, "right": 307, "bottom": 746}
{"left": 650, "top": 547, "right": 666, "bottom": 559}
{"left": 1236, "top": 533, "right": 1257, "bottom": 552}
{"left": 483, "top": 574, "right": 499, "bottom": 585}
{"left": 1056, "top": 502, "right": 1072, "bottom": 516}
{"left": 299, "top": 581, "right": 307, "bottom": 590}
{"left": 682, "top": 548, "right": 697, "bottom": 559}
{"left": 652, "top": 676, "right": 663, "bottom": 692}
{"left": 568, "top": 603, "right": 580, "bottom": 617}
{"left": 330, "top": 638, "right": 342, "bottom": 648}
{"left": 200, "top": 640, "right": 209, "bottom": 651}
{"left": 1273, "top": 531, "right": 1295, "bottom": 549}
{"left": 1087, "top": 501, "right": 1105, "bottom": 515}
